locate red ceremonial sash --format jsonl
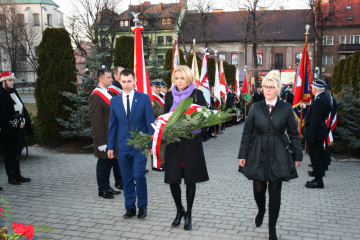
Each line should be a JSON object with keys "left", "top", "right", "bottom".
{"left": 152, "top": 94, "right": 164, "bottom": 107}
{"left": 109, "top": 85, "right": 122, "bottom": 95}
{"left": 91, "top": 89, "right": 112, "bottom": 106}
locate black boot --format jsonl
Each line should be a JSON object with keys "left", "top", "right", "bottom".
{"left": 269, "top": 227, "right": 278, "bottom": 240}
{"left": 184, "top": 212, "right": 192, "bottom": 231}
{"left": 171, "top": 207, "right": 185, "bottom": 227}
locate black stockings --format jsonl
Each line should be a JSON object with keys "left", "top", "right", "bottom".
{"left": 170, "top": 183, "right": 196, "bottom": 215}
{"left": 253, "top": 181, "right": 282, "bottom": 233}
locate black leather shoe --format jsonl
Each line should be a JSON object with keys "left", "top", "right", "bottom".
{"left": 124, "top": 208, "right": 136, "bottom": 218}
{"left": 20, "top": 175, "right": 31, "bottom": 182}
{"left": 184, "top": 212, "right": 192, "bottom": 231}
{"left": 8, "top": 178, "right": 21, "bottom": 185}
{"left": 172, "top": 208, "right": 185, "bottom": 227}
{"left": 305, "top": 179, "right": 324, "bottom": 188}
{"left": 152, "top": 167, "right": 164, "bottom": 172}
{"left": 255, "top": 210, "right": 265, "bottom": 227}
{"left": 115, "top": 183, "right": 123, "bottom": 190}
{"left": 137, "top": 206, "right": 147, "bottom": 219}
{"left": 98, "top": 191, "right": 114, "bottom": 199}
{"left": 107, "top": 187, "right": 121, "bottom": 195}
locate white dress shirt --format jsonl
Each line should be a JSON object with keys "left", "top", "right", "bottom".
{"left": 265, "top": 98, "right": 277, "bottom": 113}
{"left": 122, "top": 89, "right": 135, "bottom": 114}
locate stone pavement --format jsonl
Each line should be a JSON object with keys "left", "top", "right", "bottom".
{"left": 1, "top": 123, "right": 360, "bottom": 240}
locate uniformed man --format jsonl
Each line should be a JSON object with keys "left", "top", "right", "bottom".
{"left": 151, "top": 80, "right": 164, "bottom": 119}
{"left": 159, "top": 80, "right": 167, "bottom": 99}
{"left": 0, "top": 71, "right": 32, "bottom": 186}
{"left": 304, "top": 78, "right": 331, "bottom": 189}
{"left": 89, "top": 69, "right": 121, "bottom": 199}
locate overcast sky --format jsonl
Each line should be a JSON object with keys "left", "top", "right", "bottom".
{"left": 54, "top": 0, "right": 310, "bottom": 16}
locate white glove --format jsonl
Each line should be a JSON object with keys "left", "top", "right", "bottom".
{"left": 300, "top": 103, "right": 306, "bottom": 108}
{"left": 98, "top": 144, "right": 107, "bottom": 152}
{"left": 214, "top": 98, "right": 217, "bottom": 102}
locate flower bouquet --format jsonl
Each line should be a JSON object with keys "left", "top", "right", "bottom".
{"left": 127, "top": 97, "right": 236, "bottom": 168}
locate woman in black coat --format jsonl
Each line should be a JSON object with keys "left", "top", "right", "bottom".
{"left": 164, "top": 65, "right": 209, "bottom": 231}
{"left": 238, "top": 70, "right": 302, "bottom": 240}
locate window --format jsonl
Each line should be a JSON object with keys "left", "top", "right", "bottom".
{"left": 157, "top": 36, "right": 163, "bottom": 45}
{"left": 322, "top": 55, "right": 333, "bottom": 65}
{"left": 33, "top": 13, "right": 39, "bottom": 26}
{"left": 347, "top": 16, "right": 354, "bottom": 20}
{"left": 161, "top": 18, "right": 172, "bottom": 25}
{"left": 323, "top": 36, "right": 333, "bottom": 45}
{"left": 140, "top": 19, "right": 148, "bottom": 26}
{"left": 346, "top": 6, "right": 352, "bottom": 10}
{"left": 16, "top": 14, "right": 24, "bottom": 25}
{"left": 350, "top": 35, "right": 360, "bottom": 44}
{"left": 158, "top": 55, "right": 164, "bottom": 64}
{"left": 339, "top": 35, "right": 346, "bottom": 44}
{"left": 119, "top": 20, "right": 128, "bottom": 27}
{"left": 339, "top": 55, "right": 346, "bottom": 61}
{"left": 59, "top": 14, "right": 64, "bottom": 26}
{"left": 101, "top": 38, "right": 107, "bottom": 48}
{"left": 275, "top": 53, "right": 283, "bottom": 69}
{"left": 47, "top": 14, "right": 52, "bottom": 26}
{"left": 143, "top": 37, "right": 149, "bottom": 45}
{"left": 166, "top": 36, "right": 172, "bottom": 45}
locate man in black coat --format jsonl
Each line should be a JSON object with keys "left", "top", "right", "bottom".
{"left": 286, "top": 88, "right": 294, "bottom": 105}
{"left": 304, "top": 79, "right": 331, "bottom": 188}
{"left": 0, "top": 71, "right": 32, "bottom": 186}
{"left": 253, "top": 88, "right": 264, "bottom": 102}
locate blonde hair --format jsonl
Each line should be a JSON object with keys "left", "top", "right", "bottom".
{"left": 262, "top": 70, "right": 281, "bottom": 94}
{"left": 171, "top": 65, "right": 195, "bottom": 84}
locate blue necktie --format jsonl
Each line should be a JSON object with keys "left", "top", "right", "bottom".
{"left": 126, "top": 95, "right": 130, "bottom": 119}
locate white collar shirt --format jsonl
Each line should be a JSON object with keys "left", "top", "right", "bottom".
{"left": 122, "top": 89, "right": 135, "bottom": 114}
{"left": 265, "top": 98, "right": 277, "bottom": 113}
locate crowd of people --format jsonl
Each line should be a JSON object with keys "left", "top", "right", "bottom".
{"left": 0, "top": 66, "right": 337, "bottom": 239}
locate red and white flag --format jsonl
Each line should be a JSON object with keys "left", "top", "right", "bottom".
{"left": 191, "top": 45, "right": 201, "bottom": 89}
{"left": 234, "top": 67, "right": 241, "bottom": 103}
{"left": 172, "top": 37, "right": 180, "bottom": 75}
{"left": 200, "top": 51, "right": 210, "bottom": 107}
{"left": 132, "top": 26, "right": 153, "bottom": 102}
{"left": 219, "top": 59, "right": 228, "bottom": 102}
{"left": 213, "top": 59, "right": 221, "bottom": 108}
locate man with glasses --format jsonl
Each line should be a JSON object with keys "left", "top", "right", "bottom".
{"left": 0, "top": 71, "right": 32, "bottom": 187}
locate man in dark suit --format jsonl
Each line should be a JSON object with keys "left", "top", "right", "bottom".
{"left": 253, "top": 88, "right": 264, "bottom": 102}
{"left": 89, "top": 69, "right": 121, "bottom": 199}
{"left": 304, "top": 79, "right": 331, "bottom": 188}
{"left": 107, "top": 69, "right": 155, "bottom": 219}
{"left": 286, "top": 88, "right": 294, "bottom": 105}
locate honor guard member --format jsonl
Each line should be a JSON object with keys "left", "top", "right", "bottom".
{"left": 107, "top": 69, "right": 155, "bottom": 219}
{"left": 151, "top": 80, "right": 164, "bottom": 119}
{"left": 159, "top": 80, "right": 167, "bottom": 99}
{"left": 0, "top": 71, "right": 32, "bottom": 187}
{"left": 304, "top": 78, "right": 331, "bottom": 189}
{"left": 89, "top": 69, "right": 122, "bottom": 199}
{"left": 107, "top": 66, "right": 124, "bottom": 190}
{"left": 109, "top": 66, "right": 123, "bottom": 95}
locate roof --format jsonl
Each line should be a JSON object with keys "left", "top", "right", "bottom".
{"left": 179, "top": 9, "right": 315, "bottom": 44}
{"left": 2, "top": 0, "right": 59, "bottom": 7}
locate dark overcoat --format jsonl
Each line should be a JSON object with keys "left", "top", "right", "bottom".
{"left": 238, "top": 98, "right": 303, "bottom": 182}
{"left": 164, "top": 88, "right": 209, "bottom": 184}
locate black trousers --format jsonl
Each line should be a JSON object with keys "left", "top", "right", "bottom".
{"left": 96, "top": 158, "right": 113, "bottom": 192}
{"left": 308, "top": 140, "right": 325, "bottom": 178}
{"left": 112, "top": 158, "right": 122, "bottom": 185}
{"left": 3, "top": 141, "right": 21, "bottom": 179}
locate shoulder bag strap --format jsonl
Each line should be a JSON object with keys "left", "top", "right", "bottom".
{"left": 261, "top": 104, "right": 292, "bottom": 153}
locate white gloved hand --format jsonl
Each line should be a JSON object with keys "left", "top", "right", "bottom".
{"left": 300, "top": 103, "right": 307, "bottom": 108}
{"left": 214, "top": 98, "right": 216, "bottom": 102}
{"left": 98, "top": 144, "right": 107, "bottom": 152}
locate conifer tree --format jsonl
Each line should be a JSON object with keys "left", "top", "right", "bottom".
{"left": 207, "top": 57, "right": 215, "bottom": 86}
{"left": 186, "top": 53, "right": 201, "bottom": 70}
{"left": 35, "top": 28, "right": 77, "bottom": 144}
{"left": 56, "top": 44, "right": 102, "bottom": 144}
{"left": 333, "top": 59, "right": 346, "bottom": 94}
{"left": 113, "top": 36, "right": 134, "bottom": 69}
{"left": 342, "top": 55, "right": 352, "bottom": 87}
{"left": 350, "top": 51, "right": 360, "bottom": 96}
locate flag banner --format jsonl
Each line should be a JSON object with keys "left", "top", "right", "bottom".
{"left": 248, "top": 70, "right": 253, "bottom": 95}
{"left": 172, "top": 38, "right": 180, "bottom": 75}
{"left": 234, "top": 67, "right": 241, "bottom": 104}
{"left": 292, "top": 41, "right": 313, "bottom": 122}
{"left": 214, "top": 60, "right": 221, "bottom": 107}
{"left": 191, "top": 47, "right": 201, "bottom": 89}
{"left": 219, "top": 59, "right": 228, "bottom": 102}
{"left": 132, "top": 26, "right": 153, "bottom": 101}
{"left": 239, "top": 69, "right": 245, "bottom": 83}
{"left": 241, "top": 70, "right": 251, "bottom": 102}
{"left": 200, "top": 51, "right": 211, "bottom": 107}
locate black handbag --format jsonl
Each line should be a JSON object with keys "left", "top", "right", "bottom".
{"left": 261, "top": 104, "right": 296, "bottom": 162}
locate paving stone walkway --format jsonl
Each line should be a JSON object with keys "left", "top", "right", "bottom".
{"left": 0, "top": 123, "right": 359, "bottom": 240}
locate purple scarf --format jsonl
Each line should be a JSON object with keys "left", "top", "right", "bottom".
{"left": 170, "top": 83, "right": 196, "bottom": 112}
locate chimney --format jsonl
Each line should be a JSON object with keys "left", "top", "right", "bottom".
{"left": 180, "top": 0, "right": 188, "bottom": 10}
{"left": 159, "top": 2, "right": 162, "bottom": 11}
{"left": 239, "top": 8, "right": 246, "bottom": 11}
{"left": 259, "top": 7, "right": 266, "bottom": 11}
{"left": 213, "top": 9, "right": 223, "bottom": 13}
{"left": 279, "top": 6, "right": 284, "bottom": 11}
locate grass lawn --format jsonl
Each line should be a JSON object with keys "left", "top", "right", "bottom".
{"left": 24, "top": 103, "right": 37, "bottom": 117}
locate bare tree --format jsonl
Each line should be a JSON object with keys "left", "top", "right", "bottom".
{"left": 0, "top": 0, "right": 40, "bottom": 73}
{"left": 232, "top": 0, "right": 281, "bottom": 89}
{"left": 307, "top": 0, "right": 348, "bottom": 69}
{"left": 66, "top": 0, "right": 121, "bottom": 68}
